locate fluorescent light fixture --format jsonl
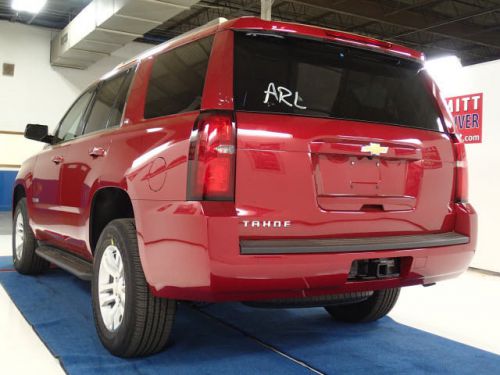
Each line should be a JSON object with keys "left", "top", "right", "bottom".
{"left": 424, "top": 55, "right": 462, "bottom": 87}
{"left": 12, "top": 0, "right": 47, "bottom": 14}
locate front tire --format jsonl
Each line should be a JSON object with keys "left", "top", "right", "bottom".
{"left": 91, "top": 218, "right": 176, "bottom": 357}
{"left": 12, "top": 198, "right": 49, "bottom": 274}
{"left": 325, "top": 288, "right": 400, "bottom": 323}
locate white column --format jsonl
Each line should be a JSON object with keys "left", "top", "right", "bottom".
{"left": 261, "top": 0, "right": 275, "bottom": 20}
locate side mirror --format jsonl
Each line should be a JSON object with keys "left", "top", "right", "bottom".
{"left": 24, "top": 124, "right": 54, "bottom": 144}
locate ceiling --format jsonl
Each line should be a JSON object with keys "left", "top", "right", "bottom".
{"left": 1, "top": 0, "right": 500, "bottom": 65}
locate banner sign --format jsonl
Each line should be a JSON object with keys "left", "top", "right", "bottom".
{"left": 445, "top": 93, "right": 483, "bottom": 144}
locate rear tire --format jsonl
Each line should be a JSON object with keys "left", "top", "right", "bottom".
{"left": 12, "top": 198, "right": 49, "bottom": 274}
{"left": 91, "top": 218, "right": 176, "bottom": 357}
{"left": 325, "top": 288, "right": 400, "bottom": 323}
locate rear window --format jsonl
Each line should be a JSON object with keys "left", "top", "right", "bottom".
{"left": 234, "top": 32, "right": 444, "bottom": 132}
{"left": 144, "top": 36, "right": 213, "bottom": 119}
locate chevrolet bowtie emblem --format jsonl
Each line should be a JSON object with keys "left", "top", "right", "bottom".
{"left": 361, "top": 143, "right": 388, "bottom": 156}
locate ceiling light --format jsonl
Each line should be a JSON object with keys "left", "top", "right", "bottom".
{"left": 424, "top": 55, "right": 462, "bottom": 88}
{"left": 12, "top": 0, "right": 47, "bottom": 14}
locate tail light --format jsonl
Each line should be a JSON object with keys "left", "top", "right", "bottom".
{"left": 451, "top": 133, "right": 468, "bottom": 203}
{"left": 187, "top": 111, "right": 236, "bottom": 201}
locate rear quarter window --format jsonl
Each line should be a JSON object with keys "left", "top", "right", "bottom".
{"left": 234, "top": 32, "right": 444, "bottom": 132}
{"left": 144, "top": 36, "right": 213, "bottom": 119}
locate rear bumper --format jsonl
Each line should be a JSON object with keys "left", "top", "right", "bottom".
{"left": 133, "top": 201, "right": 477, "bottom": 302}
{"left": 240, "top": 232, "right": 469, "bottom": 255}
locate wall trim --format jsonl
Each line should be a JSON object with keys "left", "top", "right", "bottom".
{"left": 469, "top": 267, "right": 500, "bottom": 278}
{"left": 0, "top": 164, "right": 21, "bottom": 168}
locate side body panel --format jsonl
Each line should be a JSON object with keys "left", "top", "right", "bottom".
{"left": 29, "top": 144, "right": 68, "bottom": 248}
{"left": 55, "top": 130, "right": 114, "bottom": 260}
{"left": 32, "top": 55, "right": 200, "bottom": 258}
{"left": 13, "top": 155, "right": 37, "bottom": 213}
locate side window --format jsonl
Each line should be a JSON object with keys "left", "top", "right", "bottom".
{"left": 108, "top": 70, "right": 134, "bottom": 128}
{"left": 55, "top": 90, "right": 93, "bottom": 142}
{"left": 83, "top": 68, "right": 134, "bottom": 135}
{"left": 144, "top": 36, "right": 213, "bottom": 119}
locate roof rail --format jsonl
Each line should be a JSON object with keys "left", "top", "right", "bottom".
{"left": 156, "top": 17, "right": 228, "bottom": 48}
{"left": 106, "top": 17, "right": 228, "bottom": 77}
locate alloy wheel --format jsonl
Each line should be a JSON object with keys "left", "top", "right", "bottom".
{"left": 98, "top": 244, "right": 126, "bottom": 332}
{"left": 14, "top": 212, "right": 24, "bottom": 260}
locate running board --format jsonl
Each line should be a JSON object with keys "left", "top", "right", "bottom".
{"left": 36, "top": 246, "right": 93, "bottom": 281}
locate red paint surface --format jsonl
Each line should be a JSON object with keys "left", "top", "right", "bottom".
{"left": 14, "top": 17, "right": 476, "bottom": 301}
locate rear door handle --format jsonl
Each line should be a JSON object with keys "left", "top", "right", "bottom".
{"left": 51, "top": 155, "right": 64, "bottom": 164}
{"left": 89, "top": 147, "right": 106, "bottom": 157}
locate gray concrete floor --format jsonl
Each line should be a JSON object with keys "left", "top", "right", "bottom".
{"left": 0, "top": 212, "right": 11, "bottom": 235}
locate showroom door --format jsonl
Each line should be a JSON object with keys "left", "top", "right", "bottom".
{"left": 30, "top": 89, "right": 94, "bottom": 248}
{"left": 58, "top": 69, "right": 134, "bottom": 259}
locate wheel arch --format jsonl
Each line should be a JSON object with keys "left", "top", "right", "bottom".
{"left": 12, "top": 184, "right": 26, "bottom": 216}
{"left": 89, "top": 187, "right": 135, "bottom": 254}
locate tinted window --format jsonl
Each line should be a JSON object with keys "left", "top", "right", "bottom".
{"left": 55, "top": 90, "right": 93, "bottom": 142}
{"left": 108, "top": 70, "right": 134, "bottom": 127}
{"left": 83, "top": 69, "right": 133, "bottom": 135}
{"left": 234, "top": 33, "right": 443, "bottom": 132}
{"left": 144, "top": 36, "right": 213, "bottom": 119}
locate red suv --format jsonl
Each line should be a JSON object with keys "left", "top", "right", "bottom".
{"left": 12, "top": 17, "right": 476, "bottom": 357}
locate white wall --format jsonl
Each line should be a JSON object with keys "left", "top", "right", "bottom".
{"left": 0, "top": 21, "right": 151, "bottom": 165}
{"left": 436, "top": 59, "right": 500, "bottom": 273}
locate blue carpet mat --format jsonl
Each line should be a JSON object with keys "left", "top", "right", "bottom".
{"left": 203, "top": 303, "right": 500, "bottom": 374}
{"left": 0, "top": 255, "right": 13, "bottom": 270}
{"left": 0, "top": 256, "right": 499, "bottom": 374}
